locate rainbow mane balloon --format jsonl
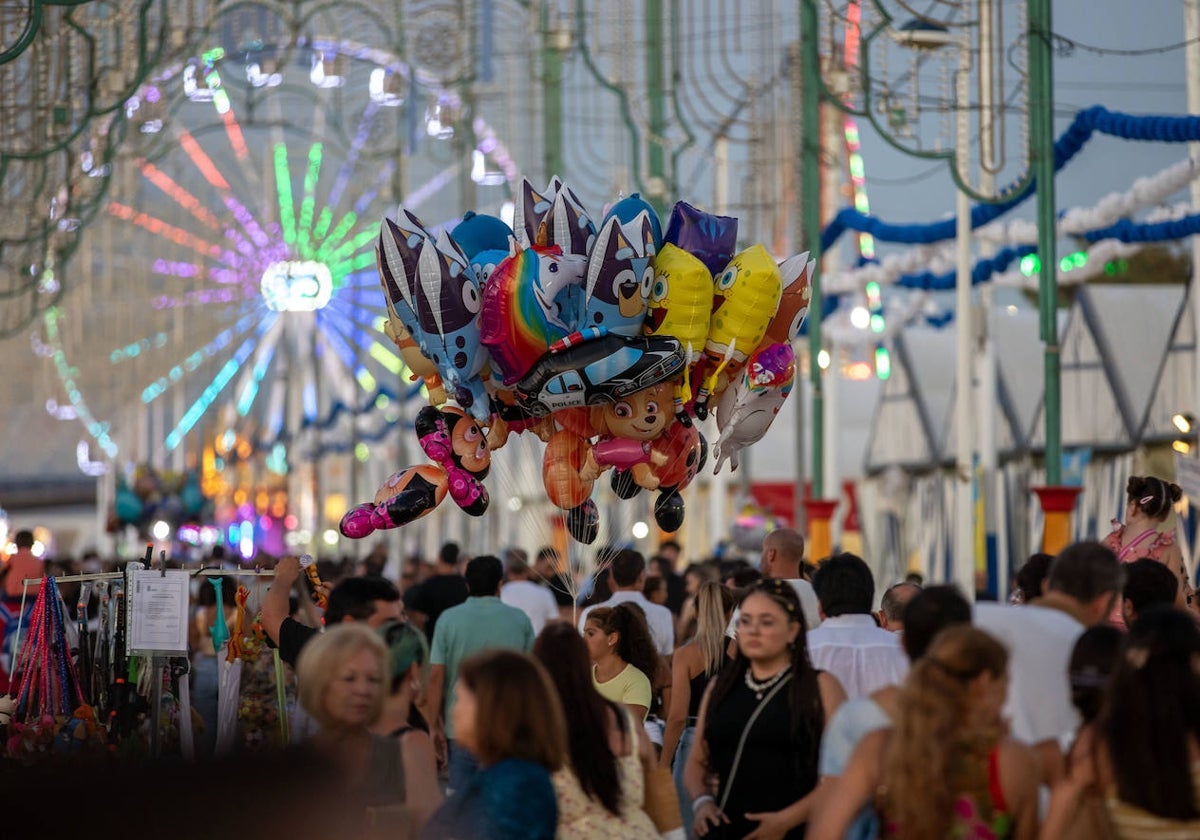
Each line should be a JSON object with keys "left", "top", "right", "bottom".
{"left": 480, "top": 244, "right": 584, "bottom": 384}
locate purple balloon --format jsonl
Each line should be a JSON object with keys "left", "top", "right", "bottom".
{"left": 664, "top": 200, "right": 738, "bottom": 278}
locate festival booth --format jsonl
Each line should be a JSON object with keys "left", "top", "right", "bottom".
{"left": 855, "top": 283, "right": 1195, "bottom": 598}
{"left": 0, "top": 554, "right": 308, "bottom": 762}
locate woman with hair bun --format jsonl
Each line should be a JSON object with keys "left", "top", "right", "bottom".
{"left": 1104, "top": 476, "right": 1189, "bottom": 623}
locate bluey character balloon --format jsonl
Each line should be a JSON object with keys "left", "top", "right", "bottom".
{"left": 581, "top": 212, "right": 657, "bottom": 337}
{"left": 694, "top": 244, "right": 783, "bottom": 419}
{"left": 762, "top": 252, "right": 814, "bottom": 347}
{"left": 536, "top": 184, "right": 597, "bottom": 256}
{"left": 451, "top": 211, "right": 513, "bottom": 260}
{"left": 378, "top": 212, "right": 432, "bottom": 346}
{"left": 712, "top": 342, "right": 795, "bottom": 473}
{"left": 416, "top": 231, "right": 490, "bottom": 420}
{"left": 512, "top": 176, "right": 558, "bottom": 248}
{"left": 604, "top": 192, "right": 662, "bottom": 251}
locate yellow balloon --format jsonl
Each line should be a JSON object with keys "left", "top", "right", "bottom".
{"left": 700, "top": 244, "right": 782, "bottom": 400}
{"left": 644, "top": 243, "right": 713, "bottom": 359}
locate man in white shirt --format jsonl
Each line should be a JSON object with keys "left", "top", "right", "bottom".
{"left": 499, "top": 548, "right": 560, "bottom": 636}
{"left": 974, "top": 541, "right": 1124, "bottom": 786}
{"left": 578, "top": 549, "right": 675, "bottom": 655}
{"left": 727, "top": 528, "right": 821, "bottom": 641}
{"left": 808, "top": 552, "right": 909, "bottom": 700}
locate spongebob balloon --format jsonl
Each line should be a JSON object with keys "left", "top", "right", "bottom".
{"left": 581, "top": 212, "right": 657, "bottom": 337}
{"left": 693, "top": 244, "right": 782, "bottom": 420}
{"left": 644, "top": 243, "right": 713, "bottom": 419}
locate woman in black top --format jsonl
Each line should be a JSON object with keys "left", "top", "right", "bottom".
{"left": 684, "top": 579, "right": 845, "bottom": 839}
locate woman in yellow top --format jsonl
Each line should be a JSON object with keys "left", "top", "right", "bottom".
{"left": 584, "top": 604, "right": 660, "bottom": 722}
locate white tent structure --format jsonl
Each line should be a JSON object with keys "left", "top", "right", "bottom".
{"left": 857, "top": 283, "right": 1193, "bottom": 595}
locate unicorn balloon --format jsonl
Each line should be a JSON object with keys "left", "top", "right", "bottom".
{"left": 479, "top": 241, "right": 587, "bottom": 384}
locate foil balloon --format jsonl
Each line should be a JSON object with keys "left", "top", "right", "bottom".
{"left": 479, "top": 243, "right": 587, "bottom": 385}
{"left": 664, "top": 200, "right": 738, "bottom": 278}
{"left": 378, "top": 242, "right": 447, "bottom": 405}
{"left": 579, "top": 379, "right": 673, "bottom": 489}
{"left": 543, "top": 430, "right": 594, "bottom": 511}
{"left": 694, "top": 244, "right": 783, "bottom": 419}
{"left": 512, "top": 176, "right": 558, "bottom": 248}
{"left": 378, "top": 210, "right": 491, "bottom": 419}
{"left": 565, "top": 498, "right": 600, "bottom": 545}
{"left": 340, "top": 406, "right": 491, "bottom": 538}
{"left": 535, "top": 186, "right": 597, "bottom": 257}
{"left": 644, "top": 243, "right": 714, "bottom": 417}
{"left": 604, "top": 192, "right": 662, "bottom": 250}
{"left": 762, "top": 251, "right": 814, "bottom": 347}
{"left": 421, "top": 231, "right": 491, "bottom": 419}
{"left": 581, "top": 212, "right": 657, "bottom": 337}
{"left": 451, "top": 211, "right": 514, "bottom": 260}
{"left": 712, "top": 342, "right": 796, "bottom": 473}
{"left": 468, "top": 247, "right": 510, "bottom": 287}
{"left": 512, "top": 332, "right": 685, "bottom": 418}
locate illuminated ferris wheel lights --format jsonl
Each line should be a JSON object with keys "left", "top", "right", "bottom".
{"left": 260, "top": 261, "right": 334, "bottom": 312}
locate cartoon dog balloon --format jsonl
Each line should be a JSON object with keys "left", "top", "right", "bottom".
{"left": 378, "top": 211, "right": 491, "bottom": 421}
{"left": 581, "top": 212, "right": 657, "bottom": 337}
{"left": 340, "top": 406, "right": 491, "bottom": 538}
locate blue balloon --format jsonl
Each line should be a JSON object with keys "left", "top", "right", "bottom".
{"left": 452, "top": 211, "right": 514, "bottom": 260}
{"left": 604, "top": 193, "right": 662, "bottom": 250}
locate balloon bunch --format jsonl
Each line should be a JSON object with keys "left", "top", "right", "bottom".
{"left": 109, "top": 465, "right": 212, "bottom": 537}
{"left": 340, "top": 177, "right": 812, "bottom": 543}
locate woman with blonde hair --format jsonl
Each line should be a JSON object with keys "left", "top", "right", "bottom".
{"left": 422, "top": 650, "right": 566, "bottom": 840}
{"left": 810, "top": 625, "right": 1039, "bottom": 840}
{"left": 296, "top": 624, "right": 410, "bottom": 811}
{"left": 659, "top": 582, "right": 735, "bottom": 830}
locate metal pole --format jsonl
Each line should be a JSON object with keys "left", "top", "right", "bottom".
{"left": 1029, "top": 0, "right": 1060, "bottom": 484}
{"left": 801, "top": 0, "right": 825, "bottom": 500}
{"left": 1186, "top": 0, "right": 1200, "bottom": 451}
{"left": 542, "top": 2, "right": 564, "bottom": 181}
{"left": 645, "top": 0, "right": 667, "bottom": 215}
{"left": 789, "top": 40, "right": 807, "bottom": 531}
{"left": 954, "top": 189, "right": 976, "bottom": 594}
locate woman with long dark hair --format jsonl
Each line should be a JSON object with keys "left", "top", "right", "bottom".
{"left": 584, "top": 603, "right": 662, "bottom": 722}
{"left": 533, "top": 623, "right": 658, "bottom": 838}
{"left": 684, "top": 579, "right": 846, "bottom": 839}
{"left": 809, "top": 625, "right": 1039, "bottom": 840}
{"left": 1043, "top": 607, "right": 1200, "bottom": 838}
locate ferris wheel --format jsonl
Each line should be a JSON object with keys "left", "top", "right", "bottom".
{"left": 40, "top": 2, "right": 519, "bottom": 552}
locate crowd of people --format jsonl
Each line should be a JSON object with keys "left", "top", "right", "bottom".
{"left": 4, "top": 474, "right": 1200, "bottom": 839}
